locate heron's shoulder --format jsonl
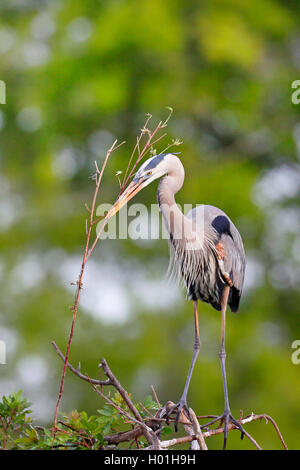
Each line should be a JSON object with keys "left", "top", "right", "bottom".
{"left": 187, "top": 205, "right": 243, "bottom": 245}
{"left": 187, "top": 204, "right": 228, "bottom": 222}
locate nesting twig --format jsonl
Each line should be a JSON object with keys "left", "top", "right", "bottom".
{"left": 188, "top": 408, "right": 208, "bottom": 450}
{"left": 119, "top": 107, "right": 181, "bottom": 194}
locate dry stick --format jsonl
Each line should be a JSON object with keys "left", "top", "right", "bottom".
{"left": 198, "top": 412, "right": 287, "bottom": 451}
{"left": 145, "top": 410, "right": 288, "bottom": 450}
{"left": 253, "top": 414, "right": 288, "bottom": 451}
{"left": 159, "top": 411, "right": 289, "bottom": 450}
{"left": 158, "top": 419, "right": 262, "bottom": 451}
{"left": 160, "top": 401, "right": 207, "bottom": 451}
{"left": 240, "top": 429, "right": 262, "bottom": 450}
{"left": 99, "top": 358, "right": 143, "bottom": 423}
{"left": 181, "top": 407, "right": 201, "bottom": 451}
{"left": 106, "top": 416, "right": 257, "bottom": 449}
{"left": 121, "top": 120, "right": 166, "bottom": 192}
{"left": 121, "top": 114, "right": 152, "bottom": 188}
{"left": 89, "top": 379, "right": 161, "bottom": 449}
{"left": 151, "top": 385, "right": 161, "bottom": 408}
{"left": 53, "top": 140, "right": 122, "bottom": 431}
{"left": 139, "top": 402, "right": 155, "bottom": 419}
{"left": 188, "top": 408, "right": 208, "bottom": 450}
{"left": 121, "top": 108, "right": 173, "bottom": 193}
{"left": 52, "top": 342, "right": 160, "bottom": 449}
{"left": 52, "top": 341, "right": 110, "bottom": 386}
{"left": 104, "top": 427, "right": 144, "bottom": 446}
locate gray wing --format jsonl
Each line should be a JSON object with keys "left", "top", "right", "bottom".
{"left": 188, "top": 205, "right": 246, "bottom": 312}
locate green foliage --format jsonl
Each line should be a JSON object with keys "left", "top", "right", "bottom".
{"left": 1, "top": 391, "right": 162, "bottom": 450}
{"left": 0, "top": 391, "right": 32, "bottom": 449}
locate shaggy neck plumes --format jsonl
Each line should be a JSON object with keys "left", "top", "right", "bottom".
{"left": 156, "top": 157, "right": 210, "bottom": 292}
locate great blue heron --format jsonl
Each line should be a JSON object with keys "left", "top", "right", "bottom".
{"left": 105, "top": 153, "right": 246, "bottom": 449}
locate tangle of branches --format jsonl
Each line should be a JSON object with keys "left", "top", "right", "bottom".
{"left": 52, "top": 341, "right": 288, "bottom": 451}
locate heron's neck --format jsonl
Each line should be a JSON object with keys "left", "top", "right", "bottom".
{"left": 157, "top": 175, "right": 177, "bottom": 207}
{"left": 157, "top": 173, "right": 190, "bottom": 239}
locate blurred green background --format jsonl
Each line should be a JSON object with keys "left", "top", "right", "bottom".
{"left": 0, "top": 0, "right": 300, "bottom": 450}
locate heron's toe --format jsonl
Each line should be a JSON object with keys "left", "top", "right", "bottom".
{"left": 161, "top": 399, "right": 191, "bottom": 432}
{"left": 201, "top": 410, "right": 245, "bottom": 450}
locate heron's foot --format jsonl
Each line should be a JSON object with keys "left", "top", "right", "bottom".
{"left": 201, "top": 409, "right": 245, "bottom": 450}
{"left": 164, "top": 399, "right": 192, "bottom": 432}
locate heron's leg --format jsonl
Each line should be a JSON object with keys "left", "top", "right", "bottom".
{"left": 220, "top": 285, "right": 230, "bottom": 414}
{"left": 181, "top": 300, "right": 201, "bottom": 403}
{"left": 167, "top": 300, "right": 200, "bottom": 431}
{"left": 202, "top": 285, "right": 245, "bottom": 449}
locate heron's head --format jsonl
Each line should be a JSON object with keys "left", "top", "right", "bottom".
{"left": 105, "top": 153, "right": 182, "bottom": 220}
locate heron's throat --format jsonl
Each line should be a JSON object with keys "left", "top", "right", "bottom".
{"left": 157, "top": 174, "right": 191, "bottom": 241}
{"left": 157, "top": 174, "right": 177, "bottom": 207}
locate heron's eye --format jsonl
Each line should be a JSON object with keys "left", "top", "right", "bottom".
{"left": 146, "top": 171, "right": 152, "bottom": 176}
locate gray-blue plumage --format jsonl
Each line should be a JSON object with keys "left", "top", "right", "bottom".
{"left": 148, "top": 153, "right": 246, "bottom": 314}
{"left": 126, "top": 152, "right": 246, "bottom": 314}
{"left": 185, "top": 205, "right": 245, "bottom": 312}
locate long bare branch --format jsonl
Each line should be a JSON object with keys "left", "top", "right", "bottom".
{"left": 53, "top": 139, "right": 122, "bottom": 430}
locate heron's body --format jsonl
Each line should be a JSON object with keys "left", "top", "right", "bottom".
{"left": 173, "top": 205, "right": 244, "bottom": 312}
{"left": 156, "top": 157, "right": 245, "bottom": 314}
{"left": 106, "top": 153, "right": 246, "bottom": 449}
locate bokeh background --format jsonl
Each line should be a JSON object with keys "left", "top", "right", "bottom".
{"left": 0, "top": 0, "right": 300, "bottom": 450}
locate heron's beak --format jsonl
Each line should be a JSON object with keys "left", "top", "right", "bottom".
{"left": 104, "top": 177, "right": 146, "bottom": 220}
